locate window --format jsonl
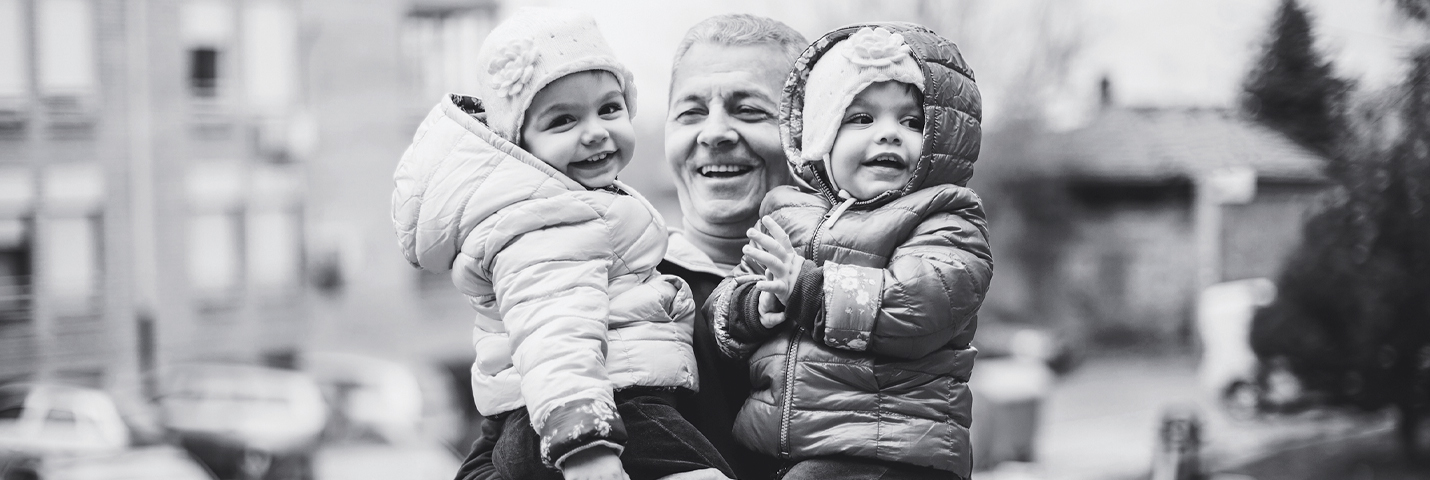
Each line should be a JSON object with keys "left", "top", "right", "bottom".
{"left": 188, "top": 212, "right": 243, "bottom": 302}
{"left": 0, "top": 218, "right": 31, "bottom": 324}
{"left": 35, "top": 0, "right": 95, "bottom": 97}
{"left": 181, "top": 0, "right": 233, "bottom": 100}
{"left": 402, "top": 5, "right": 497, "bottom": 107}
{"left": 0, "top": 0, "right": 26, "bottom": 117}
{"left": 242, "top": 0, "right": 297, "bottom": 113}
{"left": 41, "top": 216, "right": 100, "bottom": 312}
{"left": 246, "top": 210, "right": 300, "bottom": 293}
{"left": 189, "top": 47, "right": 220, "bottom": 98}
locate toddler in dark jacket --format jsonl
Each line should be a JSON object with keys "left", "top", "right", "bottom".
{"left": 705, "top": 23, "right": 993, "bottom": 479}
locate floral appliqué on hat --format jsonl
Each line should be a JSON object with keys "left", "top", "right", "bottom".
{"left": 488, "top": 38, "right": 538, "bottom": 98}
{"left": 844, "top": 27, "right": 911, "bottom": 68}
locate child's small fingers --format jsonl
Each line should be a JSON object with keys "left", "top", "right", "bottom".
{"left": 743, "top": 245, "right": 782, "bottom": 269}
{"left": 763, "top": 218, "right": 794, "bottom": 247}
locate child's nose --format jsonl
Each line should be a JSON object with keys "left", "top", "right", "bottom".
{"left": 581, "top": 124, "right": 610, "bottom": 146}
{"left": 876, "top": 120, "right": 902, "bottom": 146}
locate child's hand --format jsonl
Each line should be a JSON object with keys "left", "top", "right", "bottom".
{"left": 561, "top": 447, "right": 628, "bottom": 480}
{"left": 743, "top": 217, "right": 802, "bottom": 306}
{"left": 758, "top": 291, "right": 786, "bottom": 329}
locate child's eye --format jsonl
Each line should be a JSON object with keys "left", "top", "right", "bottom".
{"left": 545, "top": 115, "right": 576, "bottom": 130}
{"left": 903, "top": 115, "right": 925, "bottom": 131}
{"left": 843, "top": 113, "right": 873, "bottom": 125}
{"left": 599, "top": 102, "right": 625, "bottom": 117}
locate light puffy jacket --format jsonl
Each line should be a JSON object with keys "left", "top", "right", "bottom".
{"left": 705, "top": 23, "right": 991, "bottom": 477}
{"left": 392, "top": 94, "right": 698, "bottom": 467}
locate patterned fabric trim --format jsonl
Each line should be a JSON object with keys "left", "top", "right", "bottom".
{"left": 820, "top": 262, "right": 883, "bottom": 351}
{"left": 538, "top": 398, "right": 627, "bottom": 467}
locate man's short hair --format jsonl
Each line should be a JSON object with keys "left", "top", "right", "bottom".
{"left": 670, "top": 14, "right": 808, "bottom": 79}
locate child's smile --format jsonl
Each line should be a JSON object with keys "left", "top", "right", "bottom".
{"left": 520, "top": 71, "right": 635, "bottom": 189}
{"left": 828, "top": 81, "right": 923, "bottom": 200}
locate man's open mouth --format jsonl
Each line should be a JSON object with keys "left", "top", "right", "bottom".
{"left": 863, "top": 153, "right": 907, "bottom": 169}
{"left": 697, "top": 164, "right": 755, "bottom": 178}
{"left": 572, "top": 151, "right": 615, "bottom": 169}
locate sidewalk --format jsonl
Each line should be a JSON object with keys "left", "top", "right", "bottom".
{"left": 974, "top": 352, "right": 1392, "bottom": 480}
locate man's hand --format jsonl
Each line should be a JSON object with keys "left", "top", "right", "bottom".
{"left": 744, "top": 216, "right": 802, "bottom": 307}
{"left": 561, "top": 447, "right": 628, "bottom": 480}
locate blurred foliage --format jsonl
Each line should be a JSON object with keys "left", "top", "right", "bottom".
{"left": 1249, "top": 13, "right": 1430, "bottom": 454}
{"left": 1240, "top": 0, "right": 1351, "bottom": 161}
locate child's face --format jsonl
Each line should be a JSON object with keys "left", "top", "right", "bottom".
{"left": 828, "top": 81, "right": 923, "bottom": 201}
{"left": 520, "top": 71, "right": 635, "bottom": 189}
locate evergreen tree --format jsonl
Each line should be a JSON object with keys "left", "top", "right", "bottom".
{"left": 1241, "top": 0, "right": 1350, "bottom": 160}
{"left": 1251, "top": 49, "right": 1430, "bottom": 458}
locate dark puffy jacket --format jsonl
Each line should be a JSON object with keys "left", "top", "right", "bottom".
{"left": 704, "top": 23, "right": 991, "bottom": 477}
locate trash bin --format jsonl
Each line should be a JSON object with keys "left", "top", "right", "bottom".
{"left": 970, "top": 353, "right": 1054, "bottom": 471}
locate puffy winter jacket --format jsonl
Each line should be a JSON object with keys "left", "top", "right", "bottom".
{"left": 705, "top": 23, "right": 991, "bottom": 477}
{"left": 392, "top": 94, "right": 698, "bottom": 468}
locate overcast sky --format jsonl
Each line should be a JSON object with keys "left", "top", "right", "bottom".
{"left": 507, "top": 0, "right": 1426, "bottom": 132}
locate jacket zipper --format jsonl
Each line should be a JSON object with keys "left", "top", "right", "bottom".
{"left": 778, "top": 170, "right": 856, "bottom": 457}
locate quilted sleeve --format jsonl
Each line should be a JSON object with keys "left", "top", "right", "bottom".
{"left": 816, "top": 189, "right": 992, "bottom": 359}
{"left": 483, "top": 197, "right": 625, "bottom": 469}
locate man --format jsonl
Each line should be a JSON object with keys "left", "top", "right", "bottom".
{"left": 455, "top": 14, "right": 805, "bottom": 480}
{"left": 660, "top": 14, "right": 806, "bottom": 480}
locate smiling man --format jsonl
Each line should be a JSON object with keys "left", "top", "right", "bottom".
{"left": 663, "top": 16, "right": 803, "bottom": 271}
{"left": 656, "top": 14, "right": 806, "bottom": 480}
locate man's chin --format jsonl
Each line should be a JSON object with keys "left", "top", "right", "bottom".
{"left": 687, "top": 196, "right": 761, "bottom": 230}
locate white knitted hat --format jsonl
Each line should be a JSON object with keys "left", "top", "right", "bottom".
{"left": 473, "top": 7, "right": 637, "bottom": 143}
{"left": 800, "top": 27, "right": 924, "bottom": 163}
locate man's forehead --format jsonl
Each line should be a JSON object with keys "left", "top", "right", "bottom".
{"left": 671, "top": 43, "right": 789, "bottom": 96}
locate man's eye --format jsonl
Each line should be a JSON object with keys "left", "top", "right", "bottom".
{"left": 733, "top": 105, "right": 770, "bottom": 121}
{"left": 676, "top": 108, "right": 708, "bottom": 123}
{"left": 843, "top": 113, "right": 872, "bottom": 125}
{"left": 599, "top": 102, "right": 625, "bottom": 116}
{"left": 903, "top": 116, "right": 925, "bottom": 130}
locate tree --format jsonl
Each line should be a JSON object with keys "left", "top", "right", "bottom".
{"left": 1241, "top": 0, "right": 1350, "bottom": 161}
{"left": 1251, "top": 49, "right": 1430, "bottom": 458}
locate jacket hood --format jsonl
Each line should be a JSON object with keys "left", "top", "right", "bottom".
{"left": 779, "top": 22, "right": 983, "bottom": 207}
{"left": 392, "top": 94, "right": 588, "bottom": 272}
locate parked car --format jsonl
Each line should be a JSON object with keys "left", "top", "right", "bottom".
{"left": 157, "top": 365, "right": 326, "bottom": 480}
{"left": 0, "top": 383, "right": 212, "bottom": 480}
{"left": 0, "top": 384, "right": 130, "bottom": 456}
{"left": 302, "top": 352, "right": 461, "bottom": 480}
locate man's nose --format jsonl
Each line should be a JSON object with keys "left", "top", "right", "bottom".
{"left": 696, "top": 108, "right": 738, "bottom": 148}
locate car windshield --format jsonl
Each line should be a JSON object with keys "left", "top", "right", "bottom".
{"left": 0, "top": 386, "right": 30, "bottom": 419}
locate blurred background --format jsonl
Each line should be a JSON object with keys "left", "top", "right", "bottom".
{"left": 2, "top": 0, "right": 1429, "bottom": 479}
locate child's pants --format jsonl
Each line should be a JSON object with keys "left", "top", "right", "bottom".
{"left": 491, "top": 387, "right": 734, "bottom": 480}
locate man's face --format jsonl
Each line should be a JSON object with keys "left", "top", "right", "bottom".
{"left": 666, "top": 43, "right": 791, "bottom": 237}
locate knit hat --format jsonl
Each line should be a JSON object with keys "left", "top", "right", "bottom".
{"left": 473, "top": 7, "right": 637, "bottom": 143}
{"left": 800, "top": 26, "right": 924, "bottom": 163}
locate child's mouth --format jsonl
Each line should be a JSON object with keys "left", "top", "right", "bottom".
{"left": 571, "top": 151, "right": 615, "bottom": 169}
{"left": 697, "top": 164, "right": 754, "bottom": 178}
{"left": 862, "top": 153, "right": 907, "bottom": 170}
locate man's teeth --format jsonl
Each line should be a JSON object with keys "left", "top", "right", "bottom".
{"left": 698, "top": 165, "right": 752, "bottom": 175}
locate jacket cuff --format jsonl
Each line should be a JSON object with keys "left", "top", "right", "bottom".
{"left": 785, "top": 259, "right": 824, "bottom": 331}
{"left": 708, "top": 278, "right": 762, "bottom": 359}
{"left": 538, "top": 398, "right": 626, "bottom": 468}
{"left": 729, "top": 281, "right": 781, "bottom": 342}
{"left": 819, "top": 262, "right": 882, "bottom": 351}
